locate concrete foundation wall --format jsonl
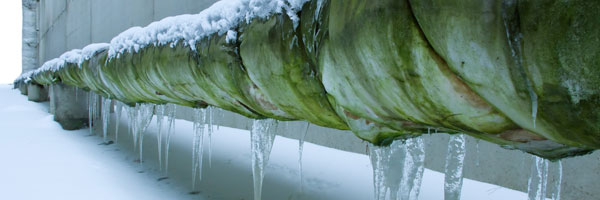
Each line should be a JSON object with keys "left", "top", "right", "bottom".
{"left": 27, "top": 84, "right": 49, "bottom": 102}
{"left": 32, "top": 0, "right": 600, "bottom": 199}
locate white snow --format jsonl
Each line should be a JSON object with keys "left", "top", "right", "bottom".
{"left": 108, "top": 0, "right": 309, "bottom": 58}
{"left": 0, "top": 84, "right": 537, "bottom": 199}
{"left": 18, "top": 0, "right": 310, "bottom": 84}
{"left": 0, "top": 85, "right": 191, "bottom": 200}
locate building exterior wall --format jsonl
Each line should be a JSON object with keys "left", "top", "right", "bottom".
{"left": 28, "top": 0, "right": 600, "bottom": 199}
{"left": 22, "top": 0, "right": 38, "bottom": 73}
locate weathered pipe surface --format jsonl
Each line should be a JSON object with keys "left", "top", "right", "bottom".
{"left": 17, "top": 0, "right": 600, "bottom": 160}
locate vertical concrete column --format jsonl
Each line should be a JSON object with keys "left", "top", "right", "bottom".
{"left": 51, "top": 83, "right": 89, "bottom": 130}
{"left": 48, "top": 84, "right": 55, "bottom": 114}
{"left": 21, "top": 0, "right": 39, "bottom": 74}
{"left": 21, "top": 0, "right": 39, "bottom": 98}
{"left": 18, "top": 83, "right": 28, "bottom": 95}
{"left": 27, "top": 83, "right": 49, "bottom": 102}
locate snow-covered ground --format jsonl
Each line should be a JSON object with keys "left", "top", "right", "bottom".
{"left": 0, "top": 84, "right": 533, "bottom": 200}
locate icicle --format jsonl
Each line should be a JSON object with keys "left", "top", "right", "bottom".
{"left": 88, "top": 93, "right": 93, "bottom": 135}
{"left": 155, "top": 104, "right": 166, "bottom": 171}
{"left": 532, "top": 99, "right": 538, "bottom": 128}
{"left": 101, "top": 97, "right": 111, "bottom": 143}
{"left": 191, "top": 108, "right": 206, "bottom": 191}
{"left": 93, "top": 94, "right": 100, "bottom": 131}
{"left": 114, "top": 101, "right": 123, "bottom": 143}
{"left": 131, "top": 103, "right": 154, "bottom": 167}
{"left": 214, "top": 107, "right": 224, "bottom": 130}
{"left": 528, "top": 156, "right": 549, "bottom": 200}
{"left": 369, "top": 141, "right": 401, "bottom": 200}
{"left": 214, "top": 107, "right": 220, "bottom": 130}
{"left": 399, "top": 137, "right": 426, "bottom": 200}
{"left": 251, "top": 119, "right": 278, "bottom": 200}
{"left": 126, "top": 105, "right": 137, "bottom": 149}
{"left": 369, "top": 138, "right": 425, "bottom": 200}
{"left": 550, "top": 161, "right": 562, "bottom": 200}
{"left": 298, "top": 122, "right": 310, "bottom": 193}
{"left": 88, "top": 93, "right": 98, "bottom": 135}
{"left": 369, "top": 144, "right": 390, "bottom": 200}
{"left": 502, "top": 0, "right": 538, "bottom": 129}
{"left": 164, "top": 104, "right": 177, "bottom": 176}
{"left": 207, "top": 106, "right": 214, "bottom": 168}
{"left": 283, "top": 121, "right": 290, "bottom": 134}
{"left": 475, "top": 139, "right": 480, "bottom": 167}
{"left": 444, "top": 134, "right": 466, "bottom": 200}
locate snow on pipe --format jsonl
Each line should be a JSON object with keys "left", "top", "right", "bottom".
{"left": 15, "top": 0, "right": 600, "bottom": 160}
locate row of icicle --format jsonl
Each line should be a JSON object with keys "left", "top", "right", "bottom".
{"left": 84, "top": 90, "right": 563, "bottom": 200}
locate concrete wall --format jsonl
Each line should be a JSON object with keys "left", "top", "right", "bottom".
{"left": 37, "top": 0, "right": 218, "bottom": 58}
{"left": 32, "top": 0, "right": 600, "bottom": 199}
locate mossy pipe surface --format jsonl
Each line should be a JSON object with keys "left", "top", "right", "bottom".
{"left": 18, "top": 0, "right": 600, "bottom": 159}
{"left": 321, "top": 0, "right": 522, "bottom": 143}
{"left": 518, "top": 0, "right": 600, "bottom": 148}
{"left": 195, "top": 34, "right": 294, "bottom": 120}
{"left": 410, "top": 0, "right": 600, "bottom": 150}
{"left": 240, "top": 15, "right": 348, "bottom": 129}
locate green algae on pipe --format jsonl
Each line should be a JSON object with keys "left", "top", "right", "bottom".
{"left": 194, "top": 34, "right": 295, "bottom": 120}
{"left": 321, "top": 0, "right": 517, "bottom": 143}
{"left": 32, "top": 70, "right": 56, "bottom": 85}
{"left": 410, "top": 0, "right": 600, "bottom": 150}
{"left": 518, "top": 0, "right": 600, "bottom": 149}
{"left": 240, "top": 14, "right": 348, "bottom": 130}
{"left": 18, "top": 0, "right": 600, "bottom": 159}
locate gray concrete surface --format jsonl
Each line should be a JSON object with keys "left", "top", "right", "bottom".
{"left": 50, "top": 83, "right": 89, "bottom": 130}
{"left": 27, "top": 83, "right": 48, "bottom": 102}
{"left": 22, "top": 0, "right": 38, "bottom": 73}
{"left": 27, "top": 0, "right": 600, "bottom": 199}
{"left": 18, "top": 83, "right": 28, "bottom": 95}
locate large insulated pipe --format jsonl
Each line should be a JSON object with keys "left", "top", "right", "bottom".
{"left": 16, "top": 0, "right": 600, "bottom": 160}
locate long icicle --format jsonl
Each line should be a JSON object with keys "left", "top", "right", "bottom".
{"left": 502, "top": 0, "right": 538, "bottom": 128}
{"left": 114, "top": 101, "right": 123, "bottom": 143}
{"left": 475, "top": 139, "right": 480, "bottom": 167}
{"left": 164, "top": 103, "right": 177, "bottom": 176}
{"left": 207, "top": 106, "right": 214, "bottom": 168}
{"left": 369, "top": 140, "right": 404, "bottom": 200}
{"left": 93, "top": 93, "right": 100, "bottom": 132}
{"left": 369, "top": 144, "right": 390, "bottom": 200}
{"left": 251, "top": 119, "right": 278, "bottom": 200}
{"left": 134, "top": 103, "right": 154, "bottom": 168}
{"left": 551, "top": 160, "right": 562, "bottom": 200}
{"left": 88, "top": 93, "right": 93, "bottom": 135}
{"left": 127, "top": 105, "right": 137, "bottom": 150}
{"left": 399, "top": 137, "right": 426, "bottom": 200}
{"left": 298, "top": 122, "right": 310, "bottom": 194}
{"left": 88, "top": 93, "right": 98, "bottom": 135}
{"left": 528, "top": 156, "right": 549, "bottom": 200}
{"left": 191, "top": 108, "right": 206, "bottom": 192}
{"left": 368, "top": 137, "right": 426, "bottom": 200}
{"left": 155, "top": 104, "right": 166, "bottom": 171}
{"left": 101, "top": 97, "right": 112, "bottom": 144}
{"left": 444, "top": 134, "right": 466, "bottom": 200}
